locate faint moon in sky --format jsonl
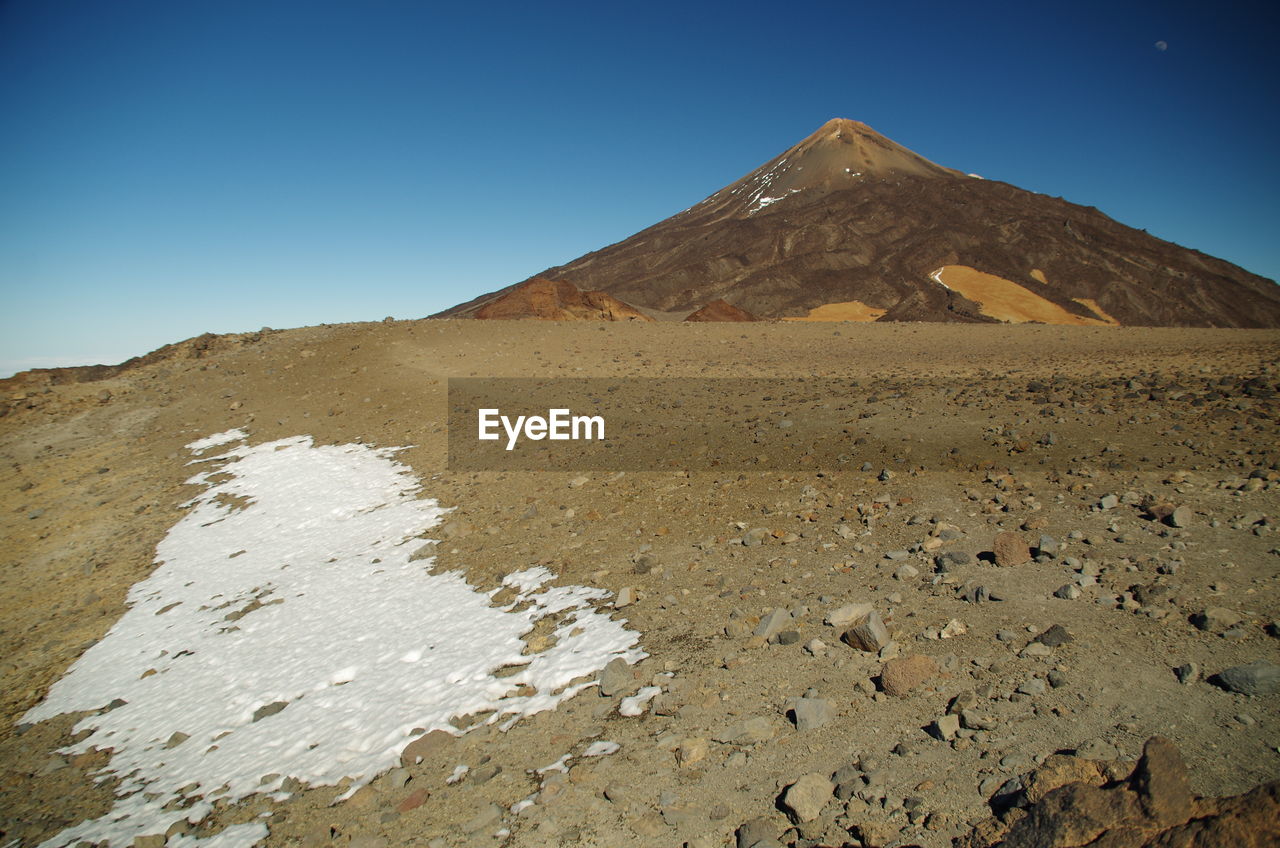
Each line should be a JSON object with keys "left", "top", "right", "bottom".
{"left": 1155, "top": 40, "right": 1168, "bottom": 51}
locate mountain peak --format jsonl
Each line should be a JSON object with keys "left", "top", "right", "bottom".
{"left": 693, "top": 119, "right": 960, "bottom": 219}
{"left": 790, "top": 117, "right": 960, "bottom": 180}
{"left": 438, "top": 120, "right": 1280, "bottom": 328}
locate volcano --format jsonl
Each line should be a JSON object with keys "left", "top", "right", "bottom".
{"left": 440, "top": 118, "right": 1280, "bottom": 327}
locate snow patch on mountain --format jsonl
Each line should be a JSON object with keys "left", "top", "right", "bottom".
{"left": 24, "top": 433, "right": 643, "bottom": 847}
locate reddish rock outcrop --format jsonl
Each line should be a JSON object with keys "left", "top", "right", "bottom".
{"left": 471, "top": 277, "right": 653, "bottom": 322}
{"left": 957, "top": 736, "right": 1280, "bottom": 848}
{"left": 684, "top": 299, "right": 758, "bottom": 322}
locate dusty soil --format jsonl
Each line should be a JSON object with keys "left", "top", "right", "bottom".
{"left": 2, "top": 320, "right": 1278, "bottom": 848}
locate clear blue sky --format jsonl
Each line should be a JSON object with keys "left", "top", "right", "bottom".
{"left": 2, "top": 0, "right": 1277, "bottom": 375}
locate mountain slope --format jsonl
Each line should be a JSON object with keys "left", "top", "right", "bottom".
{"left": 440, "top": 119, "right": 1280, "bottom": 327}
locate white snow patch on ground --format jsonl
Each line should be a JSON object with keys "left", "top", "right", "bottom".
{"left": 185, "top": 428, "right": 248, "bottom": 454}
{"left": 929, "top": 268, "right": 952, "bottom": 291}
{"left": 749, "top": 188, "right": 801, "bottom": 214}
{"left": 618, "top": 685, "right": 662, "bottom": 716}
{"left": 23, "top": 434, "right": 643, "bottom": 848}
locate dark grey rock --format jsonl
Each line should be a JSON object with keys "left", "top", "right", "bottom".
{"left": 1214, "top": 661, "right": 1280, "bottom": 696}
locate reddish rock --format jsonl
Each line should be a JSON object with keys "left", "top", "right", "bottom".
{"left": 1132, "top": 736, "right": 1193, "bottom": 827}
{"left": 879, "top": 654, "right": 938, "bottom": 697}
{"left": 993, "top": 531, "right": 1031, "bottom": 567}
{"left": 1157, "top": 780, "right": 1280, "bottom": 847}
{"left": 684, "top": 299, "right": 758, "bottom": 322}
{"left": 957, "top": 736, "right": 1280, "bottom": 848}
{"left": 396, "top": 787, "right": 430, "bottom": 813}
{"left": 1003, "top": 783, "right": 1145, "bottom": 848}
{"left": 472, "top": 277, "right": 653, "bottom": 322}
{"left": 1022, "top": 755, "right": 1107, "bottom": 804}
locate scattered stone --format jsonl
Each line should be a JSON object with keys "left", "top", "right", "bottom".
{"left": 598, "top": 657, "right": 636, "bottom": 697}
{"left": 1017, "top": 677, "right": 1047, "bottom": 696}
{"left": 880, "top": 655, "right": 938, "bottom": 697}
{"left": 1020, "top": 642, "right": 1052, "bottom": 659}
{"left": 400, "top": 729, "right": 456, "bottom": 767}
{"left": 937, "top": 550, "right": 974, "bottom": 570}
{"left": 470, "top": 763, "right": 501, "bottom": 784}
{"left": 252, "top": 701, "right": 288, "bottom": 722}
{"left": 825, "top": 602, "right": 873, "bottom": 629}
{"left": 790, "top": 696, "right": 834, "bottom": 731}
{"left": 754, "top": 608, "right": 793, "bottom": 640}
{"left": 1169, "top": 505, "right": 1194, "bottom": 527}
{"left": 1174, "top": 662, "right": 1200, "bottom": 684}
{"left": 736, "top": 817, "right": 777, "bottom": 848}
{"left": 993, "top": 532, "right": 1031, "bottom": 567}
{"left": 1099, "top": 493, "right": 1120, "bottom": 510}
{"left": 781, "top": 773, "right": 834, "bottom": 823}
{"left": 1053, "top": 584, "right": 1081, "bottom": 600}
{"left": 940, "top": 618, "right": 967, "bottom": 639}
{"left": 932, "top": 714, "right": 961, "bottom": 741}
{"left": 1192, "top": 607, "right": 1246, "bottom": 633}
{"left": 1033, "top": 624, "right": 1074, "bottom": 647}
{"left": 743, "top": 527, "right": 770, "bottom": 546}
{"left": 1214, "top": 661, "right": 1280, "bottom": 696}
{"left": 714, "top": 716, "right": 775, "bottom": 745}
{"left": 396, "top": 788, "right": 430, "bottom": 813}
{"left": 629, "top": 812, "right": 666, "bottom": 838}
{"left": 841, "top": 611, "right": 890, "bottom": 652}
{"left": 615, "top": 586, "right": 637, "bottom": 607}
{"left": 893, "top": 563, "right": 919, "bottom": 580}
{"left": 676, "top": 737, "right": 709, "bottom": 766}
{"left": 461, "top": 803, "right": 502, "bottom": 834}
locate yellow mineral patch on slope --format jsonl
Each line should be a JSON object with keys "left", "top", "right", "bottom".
{"left": 930, "top": 265, "right": 1119, "bottom": 326}
{"left": 783, "top": 300, "right": 888, "bottom": 322}
{"left": 1030, "top": 269, "right": 1048, "bottom": 284}
{"left": 1073, "top": 297, "right": 1120, "bottom": 325}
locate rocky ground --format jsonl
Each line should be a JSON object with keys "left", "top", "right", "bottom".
{"left": 2, "top": 320, "right": 1278, "bottom": 847}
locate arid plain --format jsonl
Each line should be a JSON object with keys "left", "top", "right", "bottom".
{"left": 2, "top": 320, "right": 1278, "bottom": 847}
